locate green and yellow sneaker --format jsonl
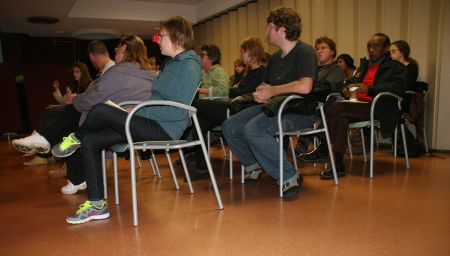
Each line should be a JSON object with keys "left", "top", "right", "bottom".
{"left": 51, "top": 133, "right": 81, "bottom": 157}
{"left": 66, "top": 200, "right": 110, "bottom": 225}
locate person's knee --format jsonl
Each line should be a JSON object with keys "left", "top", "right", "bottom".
{"left": 221, "top": 118, "right": 234, "bottom": 138}
{"left": 91, "top": 103, "right": 110, "bottom": 115}
{"left": 81, "top": 133, "right": 101, "bottom": 152}
{"left": 327, "top": 102, "right": 345, "bottom": 116}
{"left": 242, "top": 121, "right": 264, "bottom": 143}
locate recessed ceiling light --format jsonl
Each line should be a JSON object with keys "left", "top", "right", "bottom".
{"left": 72, "top": 28, "right": 122, "bottom": 40}
{"left": 27, "top": 16, "right": 59, "bottom": 24}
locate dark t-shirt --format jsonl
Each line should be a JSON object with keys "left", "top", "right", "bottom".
{"left": 264, "top": 40, "right": 317, "bottom": 87}
{"left": 229, "top": 66, "right": 267, "bottom": 98}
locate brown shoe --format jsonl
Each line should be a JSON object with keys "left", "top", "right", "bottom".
{"left": 23, "top": 155, "right": 55, "bottom": 166}
{"left": 48, "top": 163, "right": 67, "bottom": 178}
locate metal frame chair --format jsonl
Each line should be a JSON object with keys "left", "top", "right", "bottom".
{"left": 347, "top": 92, "right": 410, "bottom": 178}
{"left": 277, "top": 95, "right": 339, "bottom": 197}
{"left": 102, "top": 100, "right": 223, "bottom": 226}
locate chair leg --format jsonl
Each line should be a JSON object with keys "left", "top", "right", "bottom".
{"left": 199, "top": 135, "right": 224, "bottom": 210}
{"left": 179, "top": 149, "right": 194, "bottom": 193}
{"left": 207, "top": 131, "right": 211, "bottom": 159}
{"left": 102, "top": 150, "right": 107, "bottom": 200}
{"left": 165, "top": 150, "right": 180, "bottom": 190}
{"left": 400, "top": 124, "right": 410, "bottom": 169}
{"left": 360, "top": 128, "right": 367, "bottom": 162}
{"left": 241, "top": 165, "right": 245, "bottom": 184}
{"left": 149, "top": 153, "right": 157, "bottom": 176}
{"left": 423, "top": 128, "right": 429, "bottom": 153}
{"left": 151, "top": 150, "right": 161, "bottom": 179}
{"left": 136, "top": 151, "right": 142, "bottom": 168}
{"left": 370, "top": 124, "right": 375, "bottom": 179}
{"left": 229, "top": 150, "right": 233, "bottom": 180}
{"left": 394, "top": 126, "right": 398, "bottom": 157}
{"left": 129, "top": 149, "right": 139, "bottom": 226}
{"left": 347, "top": 130, "right": 353, "bottom": 159}
{"left": 279, "top": 134, "right": 284, "bottom": 198}
{"left": 113, "top": 152, "right": 119, "bottom": 205}
{"left": 219, "top": 137, "right": 227, "bottom": 158}
{"left": 375, "top": 128, "right": 380, "bottom": 149}
{"left": 319, "top": 106, "right": 338, "bottom": 185}
{"left": 289, "top": 136, "right": 298, "bottom": 171}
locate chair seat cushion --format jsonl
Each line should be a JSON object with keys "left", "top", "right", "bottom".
{"left": 111, "top": 140, "right": 188, "bottom": 152}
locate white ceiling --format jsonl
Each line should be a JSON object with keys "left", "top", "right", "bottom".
{"left": 0, "top": 0, "right": 248, "bottom": 39}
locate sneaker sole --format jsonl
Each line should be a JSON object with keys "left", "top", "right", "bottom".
{"left": 297, "top": 156, "right": 328, "bottom": 163}
{"left": 35, "top": 146, "right": 50, "bottom": 155}
{"left": 66, "top": 212, "right": 110, "bottom": 224}
{"left": 61, "top": 185, "right": 87, "bottom": 195}
{"left": 51, "top": 145, "right": 80, "bottom": 158}
{"left": 282, "top": 186, "right": 300, "bottom": 200}
{"left": 320, "top": 172, "right": 346, "bottom": 180}
{"left": 12, "top": 143, "right": 35, "bottom": 154}
{"left": 282, "top": 176, "right": 304, "bottom": 200}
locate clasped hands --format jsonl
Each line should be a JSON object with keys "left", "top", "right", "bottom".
{"left": 252, "top": 83, "right": 273, "bottom": 103}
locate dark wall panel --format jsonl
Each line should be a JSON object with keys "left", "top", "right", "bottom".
{"left": 0, "top": 63, "right": 22, "bottom": 133}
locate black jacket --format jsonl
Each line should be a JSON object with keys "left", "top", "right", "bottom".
{"left": 350, "top": 55, "right": 407, "bottom": 137}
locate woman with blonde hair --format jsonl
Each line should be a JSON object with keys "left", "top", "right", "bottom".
{"left": 53, "top": 16, "right": 202, "bottom": 224}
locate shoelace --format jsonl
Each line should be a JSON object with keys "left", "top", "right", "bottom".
{"left": 60, "top": 134, "right": 78, "bottom": 150}
{"left": 76, "top": 201, "right": 92, "bottom": 213}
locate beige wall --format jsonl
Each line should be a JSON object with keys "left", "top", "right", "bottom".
{"left": 193, "top": 0, "right": 450, "bottom": 150}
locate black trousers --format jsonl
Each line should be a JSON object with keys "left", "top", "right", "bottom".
{"left": 326, "top": 102, "right": 371, "bottom": 155}
{"left": 65, "top": 103, "right": 171, "bottom": 200}
{"left": 191, "top": 99, "right": 228, "bottom": 170}
{"left": 39, "top": 104, "right": 80, "bottom": 146}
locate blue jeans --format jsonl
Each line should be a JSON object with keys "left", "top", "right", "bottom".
{"left": 222, "top": 104, "right": 314, "bottom": 182}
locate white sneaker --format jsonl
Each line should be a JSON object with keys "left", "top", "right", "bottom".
{"left": 61, "top": 180, "right": 87, "bottom": 195}
{"left": 12, "top": 131, "right": 50, "bottom": 154}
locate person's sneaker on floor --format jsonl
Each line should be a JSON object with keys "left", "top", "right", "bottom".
{"left": 244, "top": 168, "right": 263, "bottom": 183}
{"left": 23, "top": 155, "right": 55, "bottom": 166}
{"left": 66, "top": 200, "right": 110, "bottom": 225}
{"left": 48, "top": 163, "right": 67, "bottom": 178}
{"left": 12, "top": 131, "right": 50, "bottom": 154}
{"left": 52, "top": 133, "right": 81, "bottom": 157}
{"left": 282, "top": 175, "right": 303, "bottom": 200}
{"left": 320, "top": 168, "right": 346, "bottom": 180}
{"left": 297, "top": 147, "right": 328, "bottom": 162}
{"left": 61, "top": 180, "right": 87, "bottom": 194}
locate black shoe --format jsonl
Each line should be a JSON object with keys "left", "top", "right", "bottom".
{"left": 297, "top": 147, "right": 328, "bottom": 162}
{"left": 139, "top": 150, "right": 151, "bottom": 160}
{"left": 282, "top": 175, "right": 304, "bottom": 200}
{"left": 320, "top": 168, "right": 345, "bottom": 180}
{"left": 175, "top": 152, "right": 196, "bottom": 165}
{"left": 185, "top": 169, "right": 209, "bottom": 181}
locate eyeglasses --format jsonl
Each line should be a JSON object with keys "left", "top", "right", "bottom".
{"left": 390, "top": 48, "right": 400, "bottom": 54}
{"left": 114, "top": 45, "right": 123, "bottom": 53}
{"left": 156, "top": 33, "right": 168, "bottom": 42}
{"left": 199, "top": 52, "right": 208, "bottom": 57}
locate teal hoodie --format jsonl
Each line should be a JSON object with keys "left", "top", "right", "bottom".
{"left": 136, "top": 50, "right": 202, "bottom": 139}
